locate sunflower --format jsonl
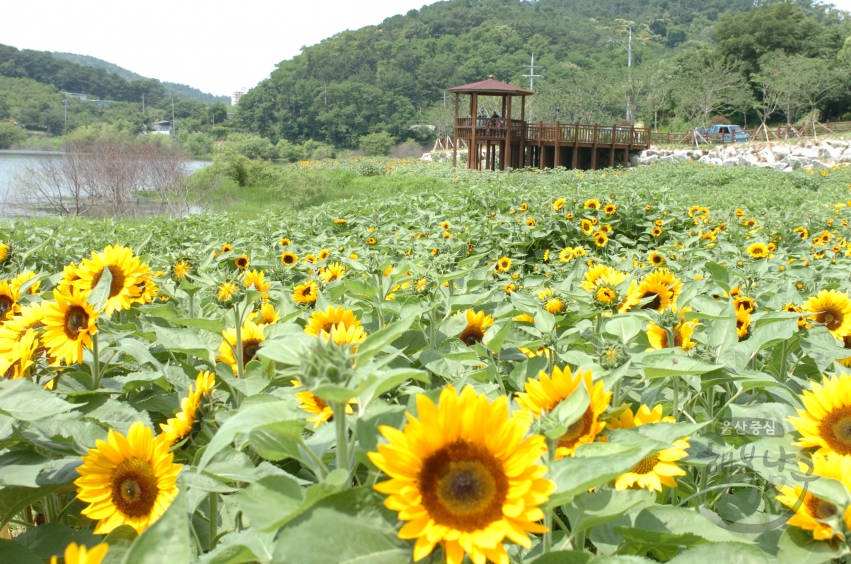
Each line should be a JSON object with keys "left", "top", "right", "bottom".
{"left": 11, "top": 270, "right": 40, "bottom": 296}
{"left": 320, "top": 262, "right": 346, "bottom": 283}
{"left": 734, "top": 296, "right": 756, "bottom": 313}
{"left": 595, "top": 286, "right": 619, "bottom": 306}
{"left": 794, "top": 227, "right": 809, "bottom": 239}
{"left": 160, "top": 371, "right": 216, "bottom": 446}
{"left": 620, "top": 269, "right": 682, "bottom": 313}
{"left": 784, "top": 303, "right": 808, "bottom": 329}
{"left": 75, "top": 422, "right": 180, "bottom": 534}
{"left": 593, "top": 231, "right": 608, "bottom": 247}
{"left": 42, "top": 289, "right": 98, "bottom": 366}
{"left": 279, "top": 238, "right": 291, "bottom": 246}
{"left": 651, "top": 226, "right": 662, "bottom": 237}
{"left": 580, "top": 219, "right": 594, "bottom": 235}
{"left": 304, "top": 306, "right": 366, "bottom": 346}
{"left": 221, "top": 243, "right": 233, "bottom": 254}
{"left": 280, "top": 251, "right": 298, "bottom": 265}
{"left": 217, "top": 320, "right": 265, "bottom": 375}
{"left": 545, "top": 298, "right": 564, "bottom": 314}
{"left": 367, "top": 237, "right": 377, "bottom": 245}
{"left": 458, "top": 309, "right": 494, "bottom": 346}
{"left": 552, "top": 198, "right": 566, "bottom": 211}
{"left": 604, "top": 203, "right": 617, "bottom": 215}
{"left": 646, "top": 309, "right": 697, "bottom": 350}
{"left": 648, "top": 251, "right": 665, "bottom": 267}
{"left": 243, "top": 270, "right": 270, "bottom": 293}
{"left": 746, "top": 242, "right": 769, "bottom": 259}
{"left": 0, "top": 242, "right": 7, "bottom": 263}
{"left": 582, "top": 265, "right": 615, "bottom": 292}
{"left": 75, "top": 245, "right": 146, "bottom": 315}
{"left": 0, "top": 328, "right": 39, "bottom": 379}
{"left": 217, "top": 282, "right": 238, "bottom": 302}
{"left": 788, "top": 373, "right": 851, "bottom": 456}
{"left": 291, "top": 379, "right": 355, "bottom": 428}
{"left": 441, "top": 221, "right": 451, "bottom": 230}
{"left": 49, "top": 542, "right": 109, "bottom": 564}
{"left": 318, "top": 248, "right": 331, "bottom": 261}
{"left": 584, "top": 199, "right": 600, "bottom": 210}
{"left": 517, "top": 367, "right": 611, "bottom": 460}
{"left": 333, "top": 218, "right": 347, "bottom": 225}
{"left": 234, "top": 255, "right": 250, "bottom": 270}
{"left": 605, "top": 404, "right": 689, "bottom": 492}
{"left": 0, "top": 280, "right": 20, "bottom": 322}
{"left": 776, "top": 452, "right": 851, "bottom": 540}
{"left": 292, "top": 281, "right": 319, "bottom": 304}
{"left": 559, "top": 247, "right": 576, "bottom": 262}
{"left": 804, "top": 290, "right": 851, "bottom": 339}
{"left": 496, "top": 256, "right": 512, "bottom": 273}
{"left": 173, "top": 260, "right": 190, "bottom": 280}
{"left": 369, "top": 385, "right": 554, "bottom": 564}
{"left": 504, "top": 283, "right": 516, "bottom": 294}
{"left": 736, "top": 309, "right": 751, "bottom": 339}
{"left": 132, "top": 274, "right": 158, "bottom": 305}
{"left": 0, "top": 302, "right": 45, "bottom": 361}
{"left": 254, "top": 303, "right": 280, "bottom": 325}
{"left": 519, "top": 202, "right": 529, "bottom": 211}
{"left": 525, "top": 218, "right": 537, "bottom": 227}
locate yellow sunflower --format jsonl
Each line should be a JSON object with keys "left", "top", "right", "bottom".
{"left": 516, "top": 366, "right": 611, "bottom": 459}
{"left": 620, "top": 269, "right": 682, "bottom": 313}
{"left": 291, "top": 379, "right": 355, "bottom": 428}
{"left": 49, "top": 542, "right": 109, "bottom": 564}
{"left": 605, "top": 404, "right": 690, "bottom": 492}
{"left": 746, "top": 242, "right": 769, "bottom": 259}
{"left": 243, "top": 269, "right": 270, "bottom": 293}
{"left": 458, "top": 309, "right": 494, "bottom": 346}
{"left": 776, "top": 452, "right": 851, "bottom": 541}
{"left": 593, "top": 231, "right": 608, "bottom": 247}
{"left": 318, "top": 248, "right": 331, "bottom": 261}
{"left": 304, "top": 306, "right": 366, "bottom": 346}
{"left": 217, "top": 281, "right": 238, "bottom": 302}
{"left": 804, "top": 290, "right": 851, "bottom": 339}
{"left": 545, "top": 298, "right": 564, "bottom": 314}
{"left": 254, "top": 303, "right": 280, "bottom": 325}
{"left": 369, "top": 385, "right": 555, "bottom": 564}
{"left": 736, "top": 309, "right": 751, "bottom": 339}
{"left": 734, "top": 296, "right": 756, "bottom": 314}
{"left": 603, "top": 203, "right": 617, "bottom": 215}
{"left": 0, "top": 242, "right": 7, "bottom": 263}
{"left": 292, "top": 281, "right": 319, "bottom": 304}
{"left": 525, "top": 218, "right": 537, "bottom": 227}
{"left": 221, "top": 243, "right": 233, "bottom": 254}
{"left": 584, "top": 199, "right": 600, "bottom": 210}
{"left": 217, "top": 320, "right": 266, "bottom": 375}
{"left": 788, "top": 373, "right": 851, "bottom": 456}
{"left": 651, "top": 226, "right": 663, "bottom": 237}
{"left": 234, "top": 255, "right": 250, "bottom": 270}
{"left": 0, "top": 280, "right": 20, "bottom": 323}
{"left": 75, "top": 422, "right": 180, "bottom": 534}
{"left": 173, "top": 260, "right": 190, "bottom": 280}
{"left": 320, "top": 262, "right": 346, "bottom": 283}
{"left": 11, "top": 270, "right": 40, "bottom": 296}
{"left": 75, "top": 245, "right": 146, "bottom": 315}
{"left": 0, "top": 302, "right": 45, "bottom": 361}
{"left": 0, "top": 328, "right": 39, "bottom": 379}
{"left": 159, "top": 371, "right": 216, "bottom": 446}
{"left": 580, "top": 219, "right": 594, "bottom": 235}
{"left": 646, "top": 308, "right": 697, "bottom": 350}
{"left": 42, "top": 289, "right": 98, "bottom": 366}
{"left": 648, "top": 251, "right": 665, "bottom": 267}
{"left": 279, "top": 238, "right": 291, "bottom": 246}
{"left": 496, "top": 256, "right": 512, "bottom": 273}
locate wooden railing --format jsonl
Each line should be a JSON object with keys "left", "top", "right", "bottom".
{"left": 454, "top": 118, "right": 651, "bottom": 147}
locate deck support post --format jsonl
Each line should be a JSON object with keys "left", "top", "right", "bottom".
{"left": 591, "top": 124, "right": 599, "bottom": 170}
{"left": 453, "top": 93, "right": 459, "bottom": 167}
{"left": 609, "top": 123, "right": 616, "bottom": 168}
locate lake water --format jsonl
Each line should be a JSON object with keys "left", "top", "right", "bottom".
{"left": 0, "top": 150, "right": 210, "bottom": 217}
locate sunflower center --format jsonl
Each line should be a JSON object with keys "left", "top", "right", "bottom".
{"left": 818, "top": 308, "right": 843, "bottom": 331}
{"left": 819, "top": 406, "right": 851, "bottom": 455}
{"left": 631, "top": 454, "right": 661, "bottom": 475}
{"left": 806, "top": 495, "right": 838, "bottom": 520}
{"left": 459, "top": 326, "right": 485, "bottom": 346}
{"left": 110, "top": 457, "right": 159, "bottom": 518}
{"left": 64, "top": 306, "right": 89, "bottom": 340}
{"left": 419, "top": 440, "right": 508, "bottom": 532}
{"left": 558, "top": 407, "right": 594, "bottom": 450}
{"left": 242, "top": 339, "right": 262, "bottom": 367}
{"left": 641, "top": 292, "right": 662, "bottom": 311}
{"left": 284, "top": 255, "right": 294, "bottom": 264}
{"left": 0, "top": 294, "right": 15, "bottom": 318}
{"left": 92, "top": 265, "right": 127, "bottom": 298}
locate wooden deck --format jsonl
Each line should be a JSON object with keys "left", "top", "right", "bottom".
{"left": 453, "top": 118, "right": 652, "bottom": 171}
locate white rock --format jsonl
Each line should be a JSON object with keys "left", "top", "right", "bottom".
{"left": 722, "top": 159, "right": 737, "bottom": 167}
{"left": 758, "top": 149, "right": 775, "bottom": 163}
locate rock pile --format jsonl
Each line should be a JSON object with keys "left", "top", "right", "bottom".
{"left": 630, "top": 139, "right": 851, "bottom": 172}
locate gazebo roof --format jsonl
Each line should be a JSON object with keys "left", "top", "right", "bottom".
{"left": 447, "top": 78, "right": 533, "bottom": 96}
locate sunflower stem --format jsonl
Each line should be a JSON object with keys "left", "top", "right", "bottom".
{"left": 544, "top": 438, "right": 557, "bottom": 553}
{"left": 671, "top": 377, "right": 679, "bottom": 422}
{"left": 91, "top": 331, "right": 101, "bottom": 390}
{"left": 332, "top": 401, "right": 350, "bottom": 487}
{"left": 778, "top": 338, "right": 789, "bottom": 382}
{"left": 209, "top": 493, "right": 218, "bottom": 551}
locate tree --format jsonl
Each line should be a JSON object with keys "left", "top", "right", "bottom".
{"left": 207, "top": 103, "right": 228, "bottom": 125}
{"left": 750, "top": 52, "right": 784, "bottom": 140}
{"left": 0, "top": 121, "right": 26, "bottom": 149}
{"left": 359, "top": 132, "right": 395, "bottom": 156}
{"left": 670, "top": 54, "right": 751, "bottom": 128}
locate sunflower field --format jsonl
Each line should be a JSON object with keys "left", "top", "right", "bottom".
{"left": 5, "top": 160, "right": 851, "bottom": 564}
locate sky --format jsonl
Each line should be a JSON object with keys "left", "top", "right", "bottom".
{"left": 3, "top": 0, "right": 444, "bottom": 97}
{"left": 3, "top": 0, "right": 851, "bottom": 98}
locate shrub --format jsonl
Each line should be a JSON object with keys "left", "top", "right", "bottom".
{"left": 0, "top": 122, "right": 26, "bottom": 149}
{"left": 358, "top": 132, "right": 395, "bottom": 156}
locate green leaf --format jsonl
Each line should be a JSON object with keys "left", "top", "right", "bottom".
{"left": 237, "top": 469, "right": 348, "bottom": 531}
{"left": 563, "top": 488, "right": 655, "bottom": 535}
{"left": 543, "top": 382, "right": 589, "bottom": 440}
{"left": 641, "top": 353, "right": 720, "bottom": 378}
{"left": 101, "top": 526, "right": 137, "bottom": 564}
{"left": 530, "top": 551, "right": 593, "bottom": 564}
{"left": 0, "top": 484, "right": 64, "bottom": 528}
{"left": 152, "top": 325, "right": 220, "bottom": 365}
{"left": 668, "top": 542, "right": 769, "bottom": 564}
{"left": 777, "top": 525, "right": 847, "bottom": 564}
{"left": 11, "top": 522, "right": 100, "bottom": 560}
{"left": 272, "top": 487, "right": 411, "bottom": 564}
{"left": 604, "top": 316, "right": 644, "bottom": 343}
{"left": 482, "top": 321, "right": 512, "bottom": 350}
{"left": 88, "top": 265, "right": 113, "bottom": 311}
{"left": 120, "top": 491, "right": 191, "bottom": 564}
{"left": 355, "top": 309, "right": 422, "bottom": 366}
{"left": 0, "top": 379, "right": 74, "bottom": 421}
{"left": 248, "top": 421, "right": 307, "bottom": 463}
{"left": 0, "top": 540, "right": 40, "bottom": 564}
{"left": 196, "top": 531, "right": 275, "bottom": 564}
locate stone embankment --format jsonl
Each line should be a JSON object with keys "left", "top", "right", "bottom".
{"left": 630, "top": 139, "right": 851, "bottom": 172}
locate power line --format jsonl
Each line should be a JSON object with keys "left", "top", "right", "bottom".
{"left": 522, "top": 52, "right": 543, "bottom": 91}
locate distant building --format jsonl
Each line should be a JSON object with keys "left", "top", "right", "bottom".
{"left": 150, "top": 120, "right": 173, "bottom": 135}
{"left": 62, "top": 92, "right": 88, "bottom": 101}
{"left": 90, "top": 100, "right": 111, "bottom": 108}
{"left": 231, "top": 88, "right": 247, "bottom": 106}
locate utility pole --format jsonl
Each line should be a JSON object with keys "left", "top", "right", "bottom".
{"left": 522, "top": 52, "right": 543, "bottom": 91}
{"left": 625, "top": 26, "right": 632, "bottom": 122}
{"left": 171, "top": 98, "right": 175, "bottom": 136}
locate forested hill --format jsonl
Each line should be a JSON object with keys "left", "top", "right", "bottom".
{"left": 235, "top": 0, "right": 851, "bottom": 148}
{"left": 52, "top": 52, "right": 230, "bottom": 105}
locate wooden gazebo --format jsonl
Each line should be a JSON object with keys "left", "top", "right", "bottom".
{"left": 448, "top": 77, "right": 651, "bottom": 171}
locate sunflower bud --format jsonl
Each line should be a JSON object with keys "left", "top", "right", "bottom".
{"left": 299, "top": 337, "right": 355, "bottom": 388}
